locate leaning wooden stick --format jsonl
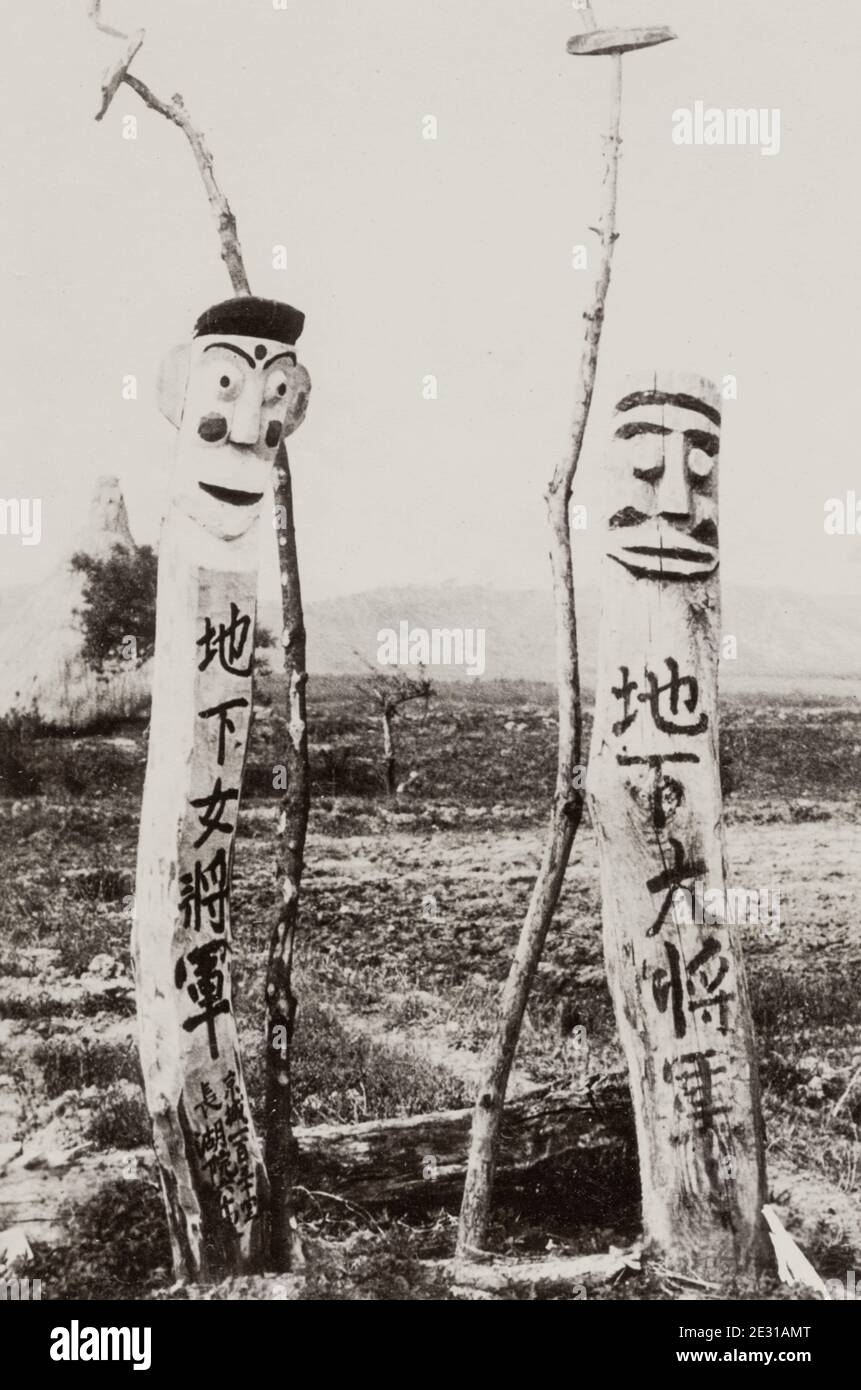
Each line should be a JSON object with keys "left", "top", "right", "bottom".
{"left": 586, "top": 371, "right": 767, "bottom": 1278}
{"left": 134, "top": 300, "right": 311, "bottom": 1280}
{"left": 266, "top": 442, "right": 310, "bottom": 1270}
{"left": 456, "top": 12, "right": 675, "bottom": 1260}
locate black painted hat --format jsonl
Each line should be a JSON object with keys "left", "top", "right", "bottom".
{"left": 194, "top": 296, "right": 305, "bottom": 345}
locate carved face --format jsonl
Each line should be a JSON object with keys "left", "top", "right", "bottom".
{"left": 160, "top": 331, "right": 311, "bottom": 541}
{"left": 607, "top": 377, "right": 720, "bottom": 582}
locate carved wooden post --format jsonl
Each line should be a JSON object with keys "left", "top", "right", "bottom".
{"left": 586, "top": 371, "right": 768, "bottom": 1277}
{"left": 134, "top": 296, "right": 310, "bottom": 1281}
{"left": 457, "top": 7, "right": 676, "bottom": 1261}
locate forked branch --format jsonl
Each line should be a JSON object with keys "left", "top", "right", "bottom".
{"left": 456, "top": 55, "right": 624, "bottom": 1258}
{"left": 90, "top": 3, "right": 250, "bottom": 294}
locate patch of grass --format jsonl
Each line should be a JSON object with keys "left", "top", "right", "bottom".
{"left": 61, "top": 803, "right": 138, "bottom": 848}
{"left": 0, "top": 704, "right": 45, "bottom": 796}
{"left": 388, "top": 991, "right": 436, "bottom": 1026}
{"left": 34, "top": 1179, "right": 169, "bottom": 1300}
{"left": 78, "top": 989, "right": 135, "bottom": 1019}
{"left": 85, "top": 1083, "right": 151, "bottom": 1149}
{"left": 765, "top": 1089, "right": 861, "bottom": 1198}
{"left": 299, "top": 956, "right": 424, "bottom": 1015}
{"left": 301, "top": 1228, "right": 452, "bottom": 1301}
{"left": 0, "top": 951, "right": 37, "bottom": 978}
{"left": 754, "top": 968, "right": 861, "bottom": 1199}
{"left": 594, "top": 1268, "right": 821, "bottom": 1302}
{"left": 751, "top": 968, "right": 861, "bottom": 1044}
{"left": 293, "top": 1003, "right": 469, "bottom": 1124}
{"left": 45, "top": 741, "right": 143, "bottom": 798}
{"left": 64, "top": 866, "right": 133, "bottom": 904}
{"left": 0, "top": 880, "right": 68, "bottom": 947}
{"left": 244, "top": 1000, "right": 468, "bottom": 1127}
{"left": 0, "top": 992, "right": 64, "bottom": 1021}
{"left": 34, "top": 1037, "right": 140, "bottom": 1098}
{"left": 0, "top": 988, "right": 134, "bottom": 1022}
{"left": 55, "top": 904, "right": 128, "bottom": 979}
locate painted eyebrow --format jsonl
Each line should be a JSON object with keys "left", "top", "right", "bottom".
{"left": 685, "top": 428, "right": 720, "bottom": 455}
{"left": 615, "top": 421, "right": 671, "bottom": 439}
{"left": 203, "top": 342, "right": 256, "bottom": 368}
{"left": 615, "top": 389, "right": 722, "bottom": 427}
{"left": 264, "top": 350, "right": 297, "bottom": 369}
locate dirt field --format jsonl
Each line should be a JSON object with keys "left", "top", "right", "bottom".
{"left": 1, "top": 680, "right": 859, "bottom": 1299}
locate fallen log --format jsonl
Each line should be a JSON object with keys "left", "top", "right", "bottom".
{"left": 1, "top": 1080, "right": 631, "bottom": 1238}
{"left": 3, "top": 1085, "right": 859, "bottom": 1286}
{"left": 295, "top": 1080, "right": 631, "bottom": 1205}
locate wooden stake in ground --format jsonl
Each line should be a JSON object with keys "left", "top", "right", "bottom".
{"left": 134, "top": 298, "right": 310, "bottom": 1280}
{"left": 586, "top": 370, "right": 768, "bottom": 1278}
{"left": 456, "top": 12, "right": 675, "bottom": 1260}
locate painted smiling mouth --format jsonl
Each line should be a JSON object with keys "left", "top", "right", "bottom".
{"left": 199, "top": 482, "right": 263, "bottom": 507}
{"left": 622, "top": 543, "right": 714, "bottom": 563}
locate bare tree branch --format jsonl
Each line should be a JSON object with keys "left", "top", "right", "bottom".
{"left": 119, "top": 76, "right": 250, "bottom": 296}
{"left": 265, "top": 443, "right": 308, "bottom": 1271}
{"left": 456, "top": 55, "right": 624, "bottom": 1258}
{"left": 89, "top": 0, "right": 127, "bottom": 40}
{"left": 90, "top": 8, "right": 250, "bottom": 295}
{"left": 352, "top": 657, "right": 434, "bottom": 795}
{"left": 576, "top": 1, "right": 598, "bottom": 33}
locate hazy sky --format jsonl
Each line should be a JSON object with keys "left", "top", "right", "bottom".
{"left": 1, "top": 0, "right": 859, "bottom": 603}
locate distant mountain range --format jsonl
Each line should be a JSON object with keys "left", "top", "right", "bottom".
{"left": 261, "top": 583, "right": 860, "bottom": 690}
{"left": 0, "top": 474, "right": 856, "bottom": 728}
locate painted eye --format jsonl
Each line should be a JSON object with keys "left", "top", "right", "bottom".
{"left": 215, "top": 367, "right": 244, "bottom": 402}
{"left": 686, "top": 430, "right": 719, "bottom": 479}
{"left": 688, "top": 452, "right": 715, "bottom": 480}
{"left": 263, "top": 369, "right": 291, "bottom": 406}
{"left": 622, "top": 432, "right": 665, "bottom": 483}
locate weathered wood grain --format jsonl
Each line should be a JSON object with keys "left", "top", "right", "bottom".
{"left": 135, "top": 516, "right": 267, "bottom": 1282}
{"left": 300, "top": 1083, "right": 629, "bottom": 1204}
{"left": 587, "top": 370, "right": 768, "bottom": 1278}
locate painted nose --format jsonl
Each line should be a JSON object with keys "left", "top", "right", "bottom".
{"left": 655, "top": 436, "right": 691, "bottom": 521}
{"left": 229, "top": 389, "right": 263, "bottom": 447}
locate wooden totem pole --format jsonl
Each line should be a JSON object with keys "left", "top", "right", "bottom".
{"left": 586, "top": 371, "right": 767, "bottom": 1277}
{"left": 457, "top": 3, "right": 677, "bottom": 1260}
{"left": 134, "top": 298, "right": 311, "bottom": 1280}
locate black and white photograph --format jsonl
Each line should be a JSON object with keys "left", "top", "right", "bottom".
{"left": 0, "top": 0, "right": 858, "bottom": 1356}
